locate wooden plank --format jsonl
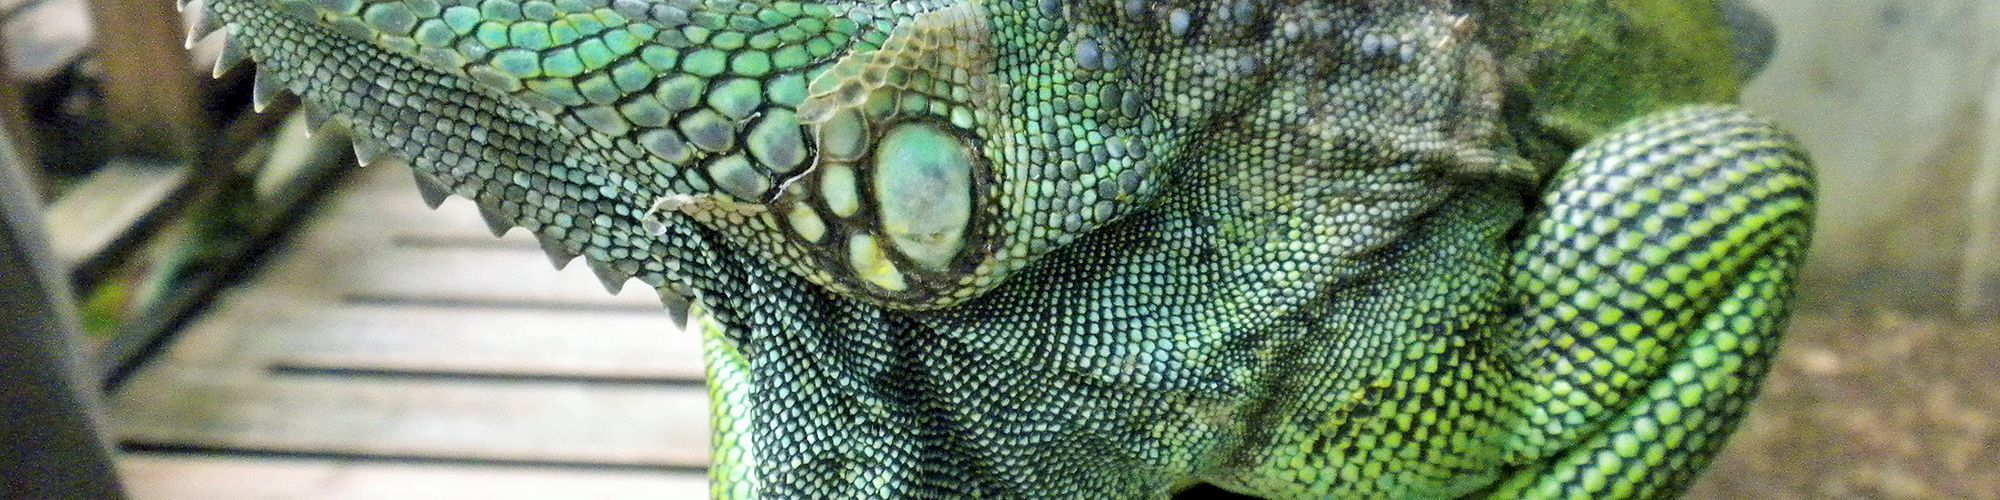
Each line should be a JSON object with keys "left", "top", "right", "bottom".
{"left": 41, "top": 159, "right": 185, "bottom": 267}
{"left": 103, "top": 138, "right": 714, "bottom": 495}
{"left": 2, "top": 0, "right": 91, "bottom": 81}
{"left": 151, "top": 293, "right": 700, "bottom": 380}
{"left": 119, "top": 452, "right": 706, "bottom": 500}
{"left": 267, "top": 320, "right": 703, "bottom": 383}
{"left": 244, "top": 165, "right": 662, "bottom": 308}
{"left": 253, "top": 225, "right": 664, "bottom": 308}
{"left": 112, "top": 367, "right": 711, "bottom": 469}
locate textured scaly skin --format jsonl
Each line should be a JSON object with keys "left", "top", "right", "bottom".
{"left": 187, "top": 0, "right": 1813, "bottom": 497}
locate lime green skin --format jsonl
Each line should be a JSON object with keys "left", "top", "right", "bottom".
{"left": 202, "top": 0, "right": 1811, "bottom": 497}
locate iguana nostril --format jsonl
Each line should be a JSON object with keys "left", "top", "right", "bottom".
{"left": 872, "top": 123, "right": 972, "bottom": 273}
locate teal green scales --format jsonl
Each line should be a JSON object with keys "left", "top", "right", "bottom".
{"left": 185, "top": 0, "right": 1813, "bottom": 497}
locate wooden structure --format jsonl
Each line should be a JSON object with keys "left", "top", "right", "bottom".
{"left": 111, "top": 163, "right": 710, "bottom": 498}
{"left": 5, "top": 1, "right": 711, "bottom": 496}
{"left": 0, "top": 96, "right": 127, "bottom": 500}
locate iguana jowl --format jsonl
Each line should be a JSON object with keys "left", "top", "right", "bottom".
{"left": 184, "top": 0, "right": 1813, "bottom": 497}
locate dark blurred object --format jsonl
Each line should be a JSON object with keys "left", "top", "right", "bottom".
{"left": 13, "top": 62, "right": 112, "bottom": 176}
{"left": 0, "top": 103, "right": 128, "bottom": 500}
{"left": 1, "top": 0, "right": 103, "bottom": 178}
{"left": 1723, "top": 0, "right": 1778, "bottom": 80}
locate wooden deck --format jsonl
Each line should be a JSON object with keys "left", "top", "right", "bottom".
{"left": 109, "top": 162, "right": 711, "bottom": 499}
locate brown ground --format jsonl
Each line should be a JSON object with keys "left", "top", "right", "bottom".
{"left": 1689, "top": 312, "right": 2000, "bottom": 499}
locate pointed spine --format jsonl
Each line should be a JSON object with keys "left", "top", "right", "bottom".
{"left": 539, "top": 237, "right": 578, "bottom": 270}
{"left": 477, "top": 208, "right": 512, "bottom": 237}
{"left": 302, "top": 104, "right": 334, "bottom": 134}
{"left": 184, "top": 8, "right": 221, "bottom": 49}
{"left": 212, "top": 34, "right": 249, "bottom": 79}
{"left": 411, "top": 170, "right": 450, "bottom": 209}
{"left": 251, "top": 69, "right": 284, "bottom": 113}
{"left": 586, "top": 259, "right": 628, "bottom": 294}
{"left": 657, "top": 286, "right": 690, "bottom": 327}
{"left": 350, "top": 136, "right": 383, "bottom": 166}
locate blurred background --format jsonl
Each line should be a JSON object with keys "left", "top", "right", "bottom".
{"left": 1690, "top": 1, "right": 1999, "bottom": 497}
{"left": 0, "top": 0, "right": 1993, "bottom": 498}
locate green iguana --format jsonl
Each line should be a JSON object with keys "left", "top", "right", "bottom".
{"left": 183, "top": 0, "right": 1813, "bottom": 497}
